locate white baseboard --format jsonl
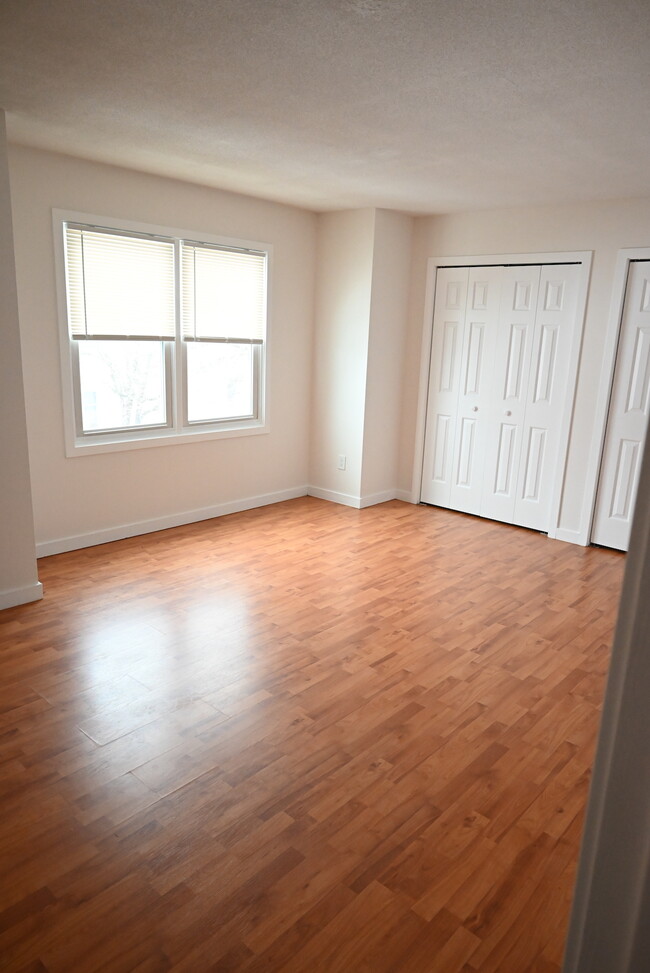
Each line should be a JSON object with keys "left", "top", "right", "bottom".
{"left": 359, "top": 490, "right": 398, "bottom": 508}
{"left": 0, "top": 581, "right": 44, "bottom": 610}
{"left": 36, "top": 487, "right": 309, "bottom": 557}
{"left": 307, "top": 486, "right": 363, "bottom": 508}
{"left": 554, "top": 526, "right": 590, "bottom": 547}
{"left": 394, "top": 489, "right": 418, "bottom": 504}
{"left": 307, "top": 487, "right": 403, "bottom": 509}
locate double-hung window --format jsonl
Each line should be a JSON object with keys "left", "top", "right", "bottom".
{"left": 55, "top": 212, "right": 269, "bottom": 454}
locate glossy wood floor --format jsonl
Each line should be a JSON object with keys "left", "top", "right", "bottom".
{"left": 0, "top": 498, "right": 625, "bottom": 972}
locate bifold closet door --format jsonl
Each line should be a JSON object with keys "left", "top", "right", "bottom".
{"left": 511, "top": 263, "right": 581, "bottom": 531}
{"left": 420, "top": 266, "right": 502, "bottom": 511}
{"left": 422, "top": 262, "right": 581, "bottom": 533}
{"left": 420, "top": 267, "right": 468, "bottom": 508}
{"left": 592, "top": 260, "right": 650, "bottom": 550}
{"left": 448, "top": 266, "right": 503, "bottom": 514}
{"left": 480, "top": 266, "right": 542, "bottom": 524}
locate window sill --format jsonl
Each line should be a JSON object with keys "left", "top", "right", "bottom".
{"left": 64, "top": 418, "right": 268, "bottom": 457}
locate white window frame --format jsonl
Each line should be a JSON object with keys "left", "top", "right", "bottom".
{"left": 53, "top": 209, "right": 271, "bottom": 456}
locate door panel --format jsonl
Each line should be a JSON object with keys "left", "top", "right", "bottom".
{"left": 431, "top": 413, "right": 452, "bottom": 482}
{"left": 532, "top": 324, "right": 558, "bottom": 403}
{"left": 521, "top": 426, "right": 546, "bottom": 500}
{"left": 504, "top": 324, "right": 528, "bottom": 399}
{"left": 494, "top": 421, "right": 517, "bottom": 494}
{"left": 514, "top": 265, "right": 581, "bottom": 531}
{"left": 593, "top": 261, "right": 650, "bottom": 550}
{"left": 449, "top": 266, "right": 503, "bottom": 514}
{"left": 626, "top": 327, "right": 650, "bottom": 412}
{"left": 543, "top": 278, "right": 565, "bottom": 312}
{"left": 456, "top": 417, "right": 478, "bottom": 486}
{"left": 439, "top": 321, "right": 459, "bottom": 392}
{"left": 463, "top": 322, "right": 485, "bottom": 395}
{"left": 610, "top": 439, "right": 640, "bottom": 520}
{"left": 480, "top": 267, "right": 541, "bottom": 524}
{"left": 420, "top": 268, "right": 469, "bottom": 506}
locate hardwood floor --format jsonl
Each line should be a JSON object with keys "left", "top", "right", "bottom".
{"left": 0, "top": 498, "right": 625, "bottom": 972}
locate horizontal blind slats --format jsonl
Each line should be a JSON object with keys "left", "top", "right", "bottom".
{"left": 181, "top": 243, "right": 266, "bottom": 342}
{"left": 65, "top": 227, "right": 176, "bottom": 339}
{"left": 183, "top": 336, "right": 264, "bottom": 344}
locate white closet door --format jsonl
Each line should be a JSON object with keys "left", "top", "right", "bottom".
{"left": 514, "top": 264, "right": 581, "bottom": 531}
{"left": 481, "top": 266, "right": 542, "bottom": 524}
{"left": 420, "top": 268, "right": 469, "bottom": 507}
{"left": 448, "top": 266, "right": 503, "bottom": 514}
{"left": 592, "top": 261, "right": 650, "bottom": 550}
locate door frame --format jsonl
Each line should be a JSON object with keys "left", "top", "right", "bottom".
{"left": 585, "top": 247, "right": 650, "bottom": 546}
{"left": 411, "top": 251, "right": 593, "bottom": 540}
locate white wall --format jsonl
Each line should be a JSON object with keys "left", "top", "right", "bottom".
{"left": 11, "top": 143, "right": 649, "bottom": 556}
{"left": 8, "top": 146, "right": 316, "bottom": 553}
{"left": 361, "top": 209, "right": 413, "bottom": 501}
{"left": 0, "top": 115, "right": 41, "bottom": 607}
{"left": 310, "top": 209, "right": 375, "bottom": 502}
{"left": 310, "top": 208, "right": 413, "bottom": 506}
{"left": 400, "top": 197, "right": 650, "bottom": 537}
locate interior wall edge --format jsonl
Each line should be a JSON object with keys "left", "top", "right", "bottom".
{"left": 394, "top": 488, "right": 418, "bottom": 503}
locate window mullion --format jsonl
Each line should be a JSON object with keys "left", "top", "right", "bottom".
{"left": 173, "top": 237, "right": 184, "bottom": 432}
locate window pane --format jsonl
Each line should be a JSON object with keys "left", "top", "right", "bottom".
{"left": 181, "top": 243, "right": 266, "bottom": 342}
{"left": 66, "top": 227, "right": 176, "bottom": 338}
{"left": 186, "top": 343, "right": 254, "bottom": 422}
{"left": 78, "top": 341, "right": 167, "bottom": 432}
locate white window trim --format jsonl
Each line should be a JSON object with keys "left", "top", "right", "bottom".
{"left": 52, "top": 209, "right": 272, "bottom": 457}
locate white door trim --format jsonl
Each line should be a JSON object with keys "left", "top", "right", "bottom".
{"left": 583, "top": 247, "right": 650, "bottom": 547}
{"left": 411, "top": 251, "right": 593, "bottom": 541}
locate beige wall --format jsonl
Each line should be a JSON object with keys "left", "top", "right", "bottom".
{"left": 8, "top": 140, "right": 650, "bottom": 558}
{"left": 400, "top": 197, "right": 650, "bottom": 537}
{"left": 310, "top": 208, "right": 375, "bottom": 501}
{"left": 0, "top": 115, "right": 41, "bottom": 607}
{"left": 310, "top": 208, "right": 413, "bottom": 505}
{"left": 8, "top": 146, "right": 316, "bottom": 553}
{"left": 361, "top": 209, "right": 413, "bottom": 501}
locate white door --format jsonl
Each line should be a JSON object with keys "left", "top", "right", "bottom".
{"left": 480, "top": 266, "right": 542, "bottom": 524}
{"left": 448, "top": 267, "right": 503, "bottom": 515}
{"left": 420, "top": 267, "right": 469, "bottom": 508}
{"left": 421, "top": 262, "right": 581, "bottom": 534}
{"left": 592, "top": 261, "right": 650, "bottom": 550}
{"left": 514, "top": 264, "right": 581, "bottom": 531}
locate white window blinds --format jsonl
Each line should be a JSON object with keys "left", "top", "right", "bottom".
{"left": 181, "top": 242, "right": 266, "bottom": 343}
{"left": 65, "top": 226, "right": 176, "bottom": 339}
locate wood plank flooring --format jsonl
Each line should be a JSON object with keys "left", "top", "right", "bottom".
{"left": 0, "top": 498, "right": 625, "bottom": 972}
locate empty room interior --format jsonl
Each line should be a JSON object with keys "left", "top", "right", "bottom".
{"left": 2, "top": 1, "right": 650, "bottom": 971}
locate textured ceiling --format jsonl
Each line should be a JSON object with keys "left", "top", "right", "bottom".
{"left": 1, "top": 0, "right": 649, "bottom": 213}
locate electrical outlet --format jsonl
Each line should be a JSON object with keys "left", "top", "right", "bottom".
{"left": 337, "top": 454, "right": 347, "bottom": 471}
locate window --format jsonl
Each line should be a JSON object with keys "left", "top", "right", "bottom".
{"left": 55, "top": 212, "right": 269, "bottom": 454}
